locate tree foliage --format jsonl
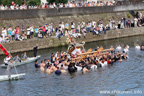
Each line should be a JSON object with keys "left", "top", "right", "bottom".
{"left": 0, "top": 0, "right": 41, "bottom": 6}
{"left": 47, "top": 0, "right": 68, "bottom": 4}
{"left": 27, "top": 0, "right": 41, "bottom": 6}
{"left": 1, "top": 0, "right": 11, "bottom": 6}
{"left": 14, "top": 0, "right": 22, "bottom": 5}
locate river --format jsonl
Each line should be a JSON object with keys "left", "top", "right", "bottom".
{"left": 0, "top": 35, "right": 144, "bottom": 96}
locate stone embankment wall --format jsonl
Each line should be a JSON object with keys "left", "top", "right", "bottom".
{"left": 0, "top": 3, "right": 144, "bottom": 20}
{"left": 0, "top": 3, "right": 144, "bottom": 32}
{"left": 0, "top": 27, "right": 144, "bottom": 55}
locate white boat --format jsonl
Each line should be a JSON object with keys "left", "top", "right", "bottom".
{"left": 0, "top": 73, "right": 26, "bottom": 82}
{"left": 1, "top": 55, "right": 41, "bottom": 68}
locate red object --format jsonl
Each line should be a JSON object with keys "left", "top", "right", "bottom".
{"left": 45, "top": 5, "right": 47, "bottom": 9}
{"left": 15, "top": 29, "right": 18, "bottom": 34}
{"left": 81, "top": 50, "right": 84, "bottom": 53}
{"left": 107, "top": 60, "right": 111, "bottom": 64}
{"left": 70, "top": 38, "right": 72, "bottom": 42}
{"left": 0, "top": 44, "right": 9, "bottom": 56}
{"left": 42, "top": 27, "right": 46, "bottom": 32}
{"left": 17, "top": 28, "right": 20, "bottom": 34}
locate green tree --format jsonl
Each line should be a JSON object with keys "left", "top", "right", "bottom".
{"left": 27, "top": 0, "right": 41, "bottom": 5}
{"left": 1, "top": 0, "right": 11, "bottom": 6}
{"left": 14, "top": 0, "right": 22, "bottom": 5}
{"left": 47, "top": 0, "right": 68, "bottom": 4}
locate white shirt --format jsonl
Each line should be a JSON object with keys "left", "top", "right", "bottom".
{"left": 124, "top": 48, "right": 128, "bottom": 53}
{"left": 27, "top": 28, "right": 30, "bottom": 35}
{"left": 135, "top": 46, "right": 141, "bottom": 50}
{"left": 116, "top": 46, "right": 122, "bottom": 51}
{"left": 1, "top": 6, "right": 5, "bottom": 10}
{"left": 2, "top": 29, "right": 7, "bottom": 36}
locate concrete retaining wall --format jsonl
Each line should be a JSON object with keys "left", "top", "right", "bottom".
{"left": 1, "top": 3, "right": 144, "bottom": 20}
{"left": 0, "top": 27, "right": 144, "bottom": 55}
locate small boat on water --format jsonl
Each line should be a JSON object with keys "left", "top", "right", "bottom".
{"left": 1, "top": 55, "right": 41, "bottom": 68}
{"left": 0, "top": 73, "right": 26, "bottom": 82}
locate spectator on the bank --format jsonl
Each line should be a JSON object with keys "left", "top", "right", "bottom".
{"left": 97, "top": 26, "right": 101, "bottom": 35}
{"left": 17, "top": 26, "right": 20, "bottom": 34}
{"left": 1, "top": 12, "right": 144, "bottom": 43}
{"left": 103, "top": 26, "right": 106, "bottom": 34}
{"left": 112, "top": 19, "right": 115, "bottom": 29}
{"left": 1, "top": 27, "right": 7, "bottom": 40}
{"left": 121, "top": 18, "right": 124, "bottom": 29}
{"left": 34, "top": 27, "right": 39, "bottom": 37}
{"left": 11, "top": 1, "right": 15, "bottom": 6}
{"left": 131, "top": 19, "right": 134, "bottom": 27}
{"left": 12, "top": 28, "right": 16, "bottom": 40}
{"left": 21, "top": 26, "right": 25, "bottom": 34}
{"left": 118, "top": 20, "right": 121, "bottom": 29}
{"left": 30, "top": 26, "right": 34, "bottom": 38}
{"left": 134, "top": 17, "right": 138, "bottom": 27}
{"left": 0, "top": 5, "right": 5, "bottom": 10}
{"left": 38, "top": 32, "right": 43, "bottom": 39}
{"left": 108, "top": 19, "right": 112, "bottom": 29}
{"left": 42, "top": 26, "right": 46, "bottom": 37}
{"left": 138, "top": 18, "right": 141, "bottom": 27}
{"left": 8, "top": 26, "right": 12, "bottom": 40}
{"left": 45, "top": 24, "right": 48, "bottom": 35}
{"left": 65, "top": 21, "right": 69, "bottom": 31}
{"left": 126, "top": 19, "right": 130, "bottom": 28}
{"left": 27, "top": 26, "right": 31, "bottom": 39}
{"left": 10, "top": 4, "right": 15, "bottom": 10}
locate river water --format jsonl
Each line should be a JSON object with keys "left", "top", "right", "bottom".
{"left": 0, "top": 36, "right": 144, "bottom": 96}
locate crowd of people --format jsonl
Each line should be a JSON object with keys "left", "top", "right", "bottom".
{"left": 34, "top": 42, "right": 144, "bottom": 75}
{"left": 0, "top": 0, "right": 143, "bottom": 11}
{"left": 3, "top": 41, "right": 144, "bottom": 77}
{"left": 1, "top": 11, "right": 144, "bottom": 43}
{"left": 34, "top": 44, "right": 132, "bottom": 75}
{"left": 0, "top": 1, "right": 116, "bottom": 11}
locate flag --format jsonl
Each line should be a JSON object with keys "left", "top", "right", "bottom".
{"left": 0, "top": 44, "right": 9, "bottom": 56}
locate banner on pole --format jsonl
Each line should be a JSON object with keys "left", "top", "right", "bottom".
{"left": 0, "top": 44, "right": 9, "bottom": 56}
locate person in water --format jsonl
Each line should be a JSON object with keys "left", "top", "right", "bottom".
{"left": 40, "top": 60, "right": 45, "bottom": 73}
{"left": 46, "top": 66, "right": 53, "bottom": 74}
{"left": 55, "top": 67, "right": 61, "bottom": 75}
{"left": 35, "top": 60, "right": 40, "bottom": 68}
{"left": 82, "top": 66, "right": 89, "bottom": 74}
{"left": 135, "top": 44, "right": 141, "bottom": 50}
{"left": 123, "top": 46, "right": 128, "bottom": 53}
{"left": 141, "top": 46, "right": 144, "bottom": 51}
{"left": 60, "top": 65, "right": 66, "bottom": 74}
{"left": 21, "top": 52, "right": 28, "bottom": 61}
{"left": 45, "top": 59, "right": 51, "bottom": 68}
{"left": 116, "top": 44, "right": 122, "bottom": 51}
{"left": 37, "top": 46, "right": 129, "bottom": 74}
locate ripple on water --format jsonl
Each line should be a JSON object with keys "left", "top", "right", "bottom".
{"left": 0, "top": 36, "right": 144, "bottom": 96}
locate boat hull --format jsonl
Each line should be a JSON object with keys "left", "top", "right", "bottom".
{"left": 0, "top": 73, "right": 26, "bottom": 82}
{"left": 1, "top": 55, "right": 41, "bottom": 68}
